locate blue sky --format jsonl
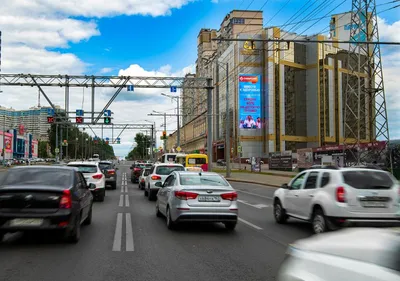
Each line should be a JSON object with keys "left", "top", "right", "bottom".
{"left": 1, "top": 0, "right": 400, "bottom": 157}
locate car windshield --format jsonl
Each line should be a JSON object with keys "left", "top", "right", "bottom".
{"left": 342, "top": 170, "right": 394, "bottom": 189}
{"left": 179, "top": 174, "right": 229, "bottom": 186}
{"left": 188, "top": 158, "right": 207, "bottom": 165}
{"left": 155, "top": 165, "right": 184, "bottom": 175}
{"left": 68, "top": 165, "right": 97, "bottom": 173}
{"left": 1, "top": 169, "right": 72, "bottom": 188}
{"left": 99, "top": 163, "right": 112, "bottom": 170}
{"left": 143, "top": 169, "right": 151, "bottom": 176}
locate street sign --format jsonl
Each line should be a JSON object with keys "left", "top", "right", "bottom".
{"left": 105, "top": 137, "right": 109, "bottom": 141}
{"left": 76, "top": 109, "right": 84, "bottom": 116}
{"left": 176, "top": 146, "right": 181, "bottom": 152}
{"left": 47, "top": 108, "right": 55, "bottom": 116}
{"left": 170, "top": 86, "right": 177, "bottom": 93}
{"left": 238, "top": 145, "right": 242, "bottom": 153}
{"left": 47, "top": 116, "right": 54, "bottom": 124}
{"left": 104, "top": 117, "right": 111, "bottom": 124}
{"left": 55, "top": 148, "right": 59, "bottom": 153}
{"left": 116, "top": 137, "right": 120, "bottom": 141}
{"left": 127, "top": 85, "right": 134, "bottom": 91}
{"left": 104, "top": 110, "right": 111, "bottom": 117}
{"left": 76, "top": 117, "right": 83, "bottom": 124}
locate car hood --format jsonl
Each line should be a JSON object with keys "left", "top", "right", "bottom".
{"left": 291, "top": 228, "right": 399, "bottom": 266}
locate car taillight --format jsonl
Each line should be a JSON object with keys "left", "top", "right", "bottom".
{"left": 221, "top": 192, "right": 238, "bottom": 201}
{"left": 134, "top": 168, "right": 141, "bottom": 172}
{"left": 108, "top": 169, "right": 115, "bottom": 175}
{"left": 336, "top": 187, "right": 346, "bottom": 203}
{"left": 60, "top": 190, "right": 72, "bottom": 209}
{"left": 174, "top": 191, "right": 198, "bottom": 200}
{"left": 92, "top": 174, "right": 103, "bottom": 179}
{"left": 151, "top": 175, "right": 161, "bottom": 180}
{"left": 141, "top": 178, "right": 145, "bottom": 182}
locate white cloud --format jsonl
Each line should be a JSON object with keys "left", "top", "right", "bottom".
{"left": 100, "top": 67, "right": 114, "bottom": 74}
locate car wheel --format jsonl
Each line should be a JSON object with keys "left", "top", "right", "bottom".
{"left": 83, "top": 205, "right": 93, "bottom": 225}
{"left": 0, "top": 231, "right": 4, "bottom": 242}
{"left": 224, "top": 222, "right": 237, "bottom": 231}
{"left": 98, "top": 193, "right": 105, "bottom": 202}
{"left": 312, "top": 209, "right": 327, "bottom": 234}
{"left": 148, "top": 190, "right": 153, "bottom": 201}
{"left": 144, "top": 188, "right": 148, "bottom": 197}
{"left": 66, "top": 215, "right": 81, "bottom": 243}
{"left": 112, "top": 183, "right": 117, "bottom": 190}
{"left": 138, "top": 183, "right": 141, "bottom": 189}
{"left": 166, "top": 207, "right": 176, "bottom": 230}
{"left": 274, "top": 200, "right": 288, "bottom": 224}
{"left": 156, "top": 201, "right": 162, "bottom": 217}
{"left": 131, "top": 178, "right": 134, "bottom": 183}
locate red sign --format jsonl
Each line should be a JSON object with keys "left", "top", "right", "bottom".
{"left": 76, "top": 117, "right": 83, "bottom": 124}
{"left": 18, "top": 124, "right": 25, "bottom": 135}
{"left": 47, "top": 117, "right": 54, "bottom": 123}
{"left": 239, "top": 75, "right": 258, "bottom": 84}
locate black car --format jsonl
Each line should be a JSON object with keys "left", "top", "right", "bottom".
{"left": 0, "top": 166, "right": 93, "bottom": 243}
{"left": 99, "top": 161, "right": 118, "bottom": 190}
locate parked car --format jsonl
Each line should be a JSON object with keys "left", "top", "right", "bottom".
{"left": 138, "top": 168, "right": 151, "bottom": 190}
{"left": 0, "top": 166, "right": 93, "bottom": 243}
{"left": 144, "top": 163, "right": 185, "bottom": 201}
{"left": 98, "top": 161, "right": 118, "bottom": 190}
{"left": 273, "top": 166, "right": 400, "bottom": 234}
{"left": 216, "top": 159, "right": 226, "bottom": 166}
{"left": 155, "top": 171, "right": 238, "bottom": 230}
{"left": 67, "top": 161, "right": 106, "bottom": 202}
{"left": 277, "top": 227, "right": 400, "bottom": 281}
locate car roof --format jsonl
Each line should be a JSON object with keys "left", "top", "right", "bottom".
{"left": 175, "top": 171, "right": 220, "bottom": 176}
{"left": 154, "top": 163, "right": 184, "bottom": 167}
{"left": 67, "top": 161, "right": 99, "bottom": 166}
{"left": 291, "top": 228, "right": 399, "bottom": 267}
{"left": 10, "top": 165, "right": 77, "bottom": 172}
{"left": 99, "top": 161, "right": 112, "bottom": 164}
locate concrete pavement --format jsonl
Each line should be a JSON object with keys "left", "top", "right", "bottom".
{"left": 0, "top": 162, "right": 313, "bottom": 281}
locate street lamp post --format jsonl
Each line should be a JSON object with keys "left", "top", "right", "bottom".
{"left": 3, "top": 115, "right": 6, "bottom": 166}
{"left": 161, "top": 93, "right": 180, "bottom": 148}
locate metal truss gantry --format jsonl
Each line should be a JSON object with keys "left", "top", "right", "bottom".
{"left": 343, "top": 0, "right": 391, "bottom": 168}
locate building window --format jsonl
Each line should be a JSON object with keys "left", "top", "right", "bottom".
{"left": 231, "top": 18, "right": 245, "bottom": 25}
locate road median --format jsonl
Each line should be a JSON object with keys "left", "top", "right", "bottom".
{"left": 215, "top": 170, "right": 292, "bottom": 188}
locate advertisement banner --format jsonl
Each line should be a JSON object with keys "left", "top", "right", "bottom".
{"left": 238, "top": 74, "right": 261, "bottom": 129}
{"left": 32, "top": 140, "right": 38, "bottom": 157}
{"left": 5, "top": 133, "right": 12, "bottom": 153}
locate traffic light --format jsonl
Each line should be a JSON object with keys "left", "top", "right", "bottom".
{"left": 47, "top": 116, "right": 54, "bottom": 124}
{"left": 162, "top": 131, "right": 167, "bottom": 139}
{"left": 104, "top": 117, "right": 111, "bottom": 124}
{"left": 76, "top": 117, "right": 83, "bottom": 124}
{"left": 117, "top": 140, "right": 120, "bottom": 144}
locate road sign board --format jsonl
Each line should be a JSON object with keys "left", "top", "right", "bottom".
{"left": 176, "top": 146, "right": 181, "bottom": 152}
{"left": 127, "top": 85, "right": 134, "bottom": 91}
{"left": 105, "top": 137, "right": 109, "bottom": 141}
{"left": 116, "top": 137, "right": 120, "bottom": 141}
{"left": 104, "top": 110, "right": 111, "bottom": 117}
{"left": 55, "top": 148, "right": 59, "bottom": 153}
{"left": 170, "top": 86, "right": 177, "bottom": 93}
{"left": 76, "top": 109, "right": 84, "bottom": 116}
{"left": 238, "top": 145, "right": 242, "bottom": 153}
{"left": 47, "top": 109, "right": 55, "bottom": 116}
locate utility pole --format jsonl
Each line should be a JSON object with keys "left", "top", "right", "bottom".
{"left": 81, "top": 128, "right": 85, "bottom": 160}
{"left": 55, "top": 124, "right": 59, "bottom": 162}
{"left": 164, "top": 113, "right": 167, "bottom": 152}
{"left": 177, "top": 97, "right": 180, "bottom": 147}
{"left": 206, "top": 78, "right": 213, "bottom": 170}
{"left": 151, "top": 124, "right": 154, "bottom": 161}
{"left": 2, "top": 115, "right": 5, "bottom": 166}
{"left": 60, "top": 126, "right": 63, "bottom": 161}
{"left": 224, "top": 62, "right": 231, "bottom": 178}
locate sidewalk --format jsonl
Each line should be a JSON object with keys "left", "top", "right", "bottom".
{"left": 217, "top": 170, "right": 294, "bottom": 188}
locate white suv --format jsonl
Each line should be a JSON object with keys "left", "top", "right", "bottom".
{"left": 67, "top": 161, "right": 106, "bottom": 202}
{"left": 144, "top": 163, "right": 185, "bottom": 201}
{"left": 273, "top": 167, "right": 400, "bottom": 234}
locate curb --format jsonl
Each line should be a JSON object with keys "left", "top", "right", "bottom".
{"left": 225, "top": 178, "right": 281, "bottom": 188}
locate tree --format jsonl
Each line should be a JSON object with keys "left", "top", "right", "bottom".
{"left": 38, "top": 141, "right": 48, "bottom": 158}
{"left": 47, "top": 118, "right": 115, "bottom": 159}
{"left": 127, "top": 133, "right": 151, "bottom": 160}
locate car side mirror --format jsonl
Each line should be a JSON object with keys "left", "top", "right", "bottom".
{"left": 116, "top": 167, "right": 119, "bottom": 170}
{"left": 130, "top": 167, "right": 133, "bottom": 169}
{"left": 154, "top": 182, "right": 163, "bottom": 188}
{"left": 88, "top": 183, "right": 96, "bottom": 189}
{"left": 281, "top": 183, "right": 289, "bottom": 189}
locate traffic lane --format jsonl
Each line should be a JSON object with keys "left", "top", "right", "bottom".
{"left": 230, "top": 182, "right": 278, "bottom": 199}
{"left": 0, "top": 169, "right": 126, "bottom": 281}
{"left": 124, "top": 178, "right": 287, "bottom": 281}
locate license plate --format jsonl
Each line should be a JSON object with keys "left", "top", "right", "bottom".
{"left": 198, "top": 196, "right": 220, "bottom": 202}
{"left": 10, "top": 218, "right": 43, "bottom": 227}
{"left": 362, "top": 202, "right": 387, "bottom": 208}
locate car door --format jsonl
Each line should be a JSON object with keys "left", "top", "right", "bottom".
{"left": 77, "top": 172, "right": 91, "bottom": 219}
{"left": 159, "top": 175, "right": 175, "bottom": 213}
{"left": 295, "top": 171, "right": 319, "bottom": 219}
{"left": 285, "top": 172, "right": 308, "bottom": 216}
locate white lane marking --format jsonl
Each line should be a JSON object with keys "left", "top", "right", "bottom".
{"left": 125, "top": 195, "right": 130, "bottom": 207}
{"left": 125, "top": 213, "right": 134, "bottom": 252}
{"left": 112, "top": 213, "right": 123, "bottom": 251}
{"left": 121, "top": 183, "right": 124, "bottom": 193}
{"left": 119, "top": 195, "right": 124, "bottom": 207}
{"left": 237, "top": 199, "right": 270, "bottom": 209}
{"left": 124, "top": 185, "right": 128, "bottom": 193}
{"left": 237, "top": 189, "right": 274, "bottom": 200}
{"left": 238, "top": 218, "right": 263, "bottom": 230}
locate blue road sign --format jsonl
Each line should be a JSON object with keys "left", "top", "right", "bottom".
{"left": 104, "top": 110, "right": 111, "bottom": 117}
{"left": 170, "top": 86, "right": 177, "bottom": 93}
{"left": 47, "top": 108, "right": 55, "bottom": 116}
{"left": 127, "top": 85, "right": 134, "bottom": 91}
{"left": 76, "top": 109, "right": 84, "bottom": 116}
{"left": 105, "top": 137, "right": 109, "bottom": 141}
{"left": 116, "top": 137, "right": 120, "bottom": 141}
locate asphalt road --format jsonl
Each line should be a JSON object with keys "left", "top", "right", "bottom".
{"left": 0, "top": 162, "right": 314, "bottom": 281}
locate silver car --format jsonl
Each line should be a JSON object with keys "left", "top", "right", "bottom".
{"left": 155, "top": 171, "right": 239, "bottom": 230}
{"left": 145, "top": 163, "right": 185, "bottom": 201}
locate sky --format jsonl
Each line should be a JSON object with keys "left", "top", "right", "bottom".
{"left": 0, "top": 0, "right": 400, "bottom": 157}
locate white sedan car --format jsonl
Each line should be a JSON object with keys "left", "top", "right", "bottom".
{"left": 67, "top": 161, "right": 106, "bottom": 202}
{"left": 277, "top": 227, "right": 400, "bottom": 281}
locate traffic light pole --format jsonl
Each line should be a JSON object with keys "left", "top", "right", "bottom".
{"left": 164, "top": 113, "right": 167, "bottom": 152}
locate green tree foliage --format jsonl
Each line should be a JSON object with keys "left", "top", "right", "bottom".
{"left": 38, "top": 141, "right": 48, "bottom": 158}
{"left": 127, "top": 133, "right": 151, "bottom": 160}
{"left": 47, "top": 120, "right": 115, "bottom": 160}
